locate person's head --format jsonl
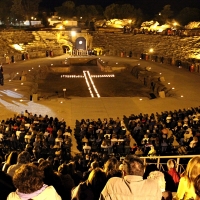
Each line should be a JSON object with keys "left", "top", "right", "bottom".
{"left": 91, "top": 161, "right": 99, "bottom": 170}
{"left": 147, "top": 171, "right": 166, "bottom": 192}
{"left": 66, "top": 162, "right": 76, "bottom": 175}
{"left": 13, "top": 163, "right": 44, "bottom": 193}
{"left": 104, "top": 157, "right": 119, "bottom": 173}
{"left": 123, "top": 155, "right": 144, "bottom": 176}
{"left": 184, "top": 156, "right": 200, "bottom": 184}
{"left": 167, "top": 159, "right": 177, "bottom": 170}
{"left": 38, "top": 158, "right": 45, "bottom": 164}
{"left": 6, "top": 151, "right": 18, "bottom": 165}
{"left": 194, "top": 174, "right": 200, "bottom": 200}
{"left": 17, "top": 151, "right": 31, "bottom": 164}
{"left": 58, "top": 163, "right": 69, "bottom": 175}
{"left": 87, "top": 167, "right": 107, "bottom": 195}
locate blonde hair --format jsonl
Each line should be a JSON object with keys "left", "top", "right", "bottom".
{"left": 167, "top": 159, "right": 176, "bottom": 169}
{"left": 147, "top": 171, "right": 166, "bottom": 192}
{"left": 184, "top": 156, "right": 200, "bottom": 184}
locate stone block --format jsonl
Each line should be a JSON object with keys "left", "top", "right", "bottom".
{"left": 32, "top": 94, "right": 38, "bottom": 102}
{"left": 159, "top": 77, "right": 165, "bottom": 82}
{"left": 159, "top": 91, "right": 165, "bottom": 98}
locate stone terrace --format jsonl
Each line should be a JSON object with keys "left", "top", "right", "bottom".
{"left": 92, "top": 32, "right": 200, "bottom": 62}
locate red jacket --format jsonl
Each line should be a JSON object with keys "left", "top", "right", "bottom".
{"left": 168, "top": 168, "right": 180, "bottom": 185}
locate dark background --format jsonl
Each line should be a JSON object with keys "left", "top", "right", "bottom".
{"left": 40, "top": 0, "right": 200, "bottom": 16}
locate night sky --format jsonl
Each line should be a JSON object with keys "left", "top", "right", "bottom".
{"left": 40, "top": 0, "right": 200, "bottom": 16}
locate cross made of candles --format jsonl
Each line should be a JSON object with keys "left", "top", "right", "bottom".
{"left": 61, "top": 70, "right": 115, "bottom": 98}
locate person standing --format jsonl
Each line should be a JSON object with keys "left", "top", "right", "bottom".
{"left": 99, "top": 155, "right": 162, "bottom": 200}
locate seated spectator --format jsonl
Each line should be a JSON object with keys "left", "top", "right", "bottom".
{"left": 135, "top": 147, "right": 144, "bottom": 156}
{"left": 83, "top": 143, "right": 91, "bottom": 154}
{"left": 72, "top": 167, "right": 107, "bottom": 200}
{"left": 148, "top": 145, "right": 157, "bottom": 157}
{"left": 7, "top": 163, "right": 61, "bottom": 200}
{"left": 101, "top": 139, "right": 108, "bottom": 153}
{"left": 82, "top": 135, "right": 88, "bottom": 145}
{"left": 176, "top": 156, "right": 200, "bottom": 200}
{"left": 100, "top": 155, "right": 162, "bottom": 200}
{"left": 141, "top": 134, "right": 149, "bottom": 145}
{"left": 189, "top": 136, "right": 198, "bottom": 149}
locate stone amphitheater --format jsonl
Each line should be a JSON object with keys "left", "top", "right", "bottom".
{"left": 0, "top": 30, "right": 200, "bottom": 67}
{"left": 1, "top": 29, "right": 200, "bottom": 155}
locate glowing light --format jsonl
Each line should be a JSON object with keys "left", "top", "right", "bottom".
{"left": 139, "top": 98, "right": 143, "bottom": 101}
{"left": 71, "top": 31, "right": 76, "bottom": 37}
{"left": 149, "top": 48, "right": 153, "bottom": 53}
{"left": 21, "top": 83, "right": 23, "bottom": 85}
{"left": 181, "top": 95, "right": 184, "bottom": 97}
{"left": 168, "top": 83, "right": 170, "bottom": 85}
{"left": 9, "top": 80, "right": 11, "bottom": 82}
{"left": 14, "top": 89, "right": 17, "bottom": 91}
{"left": 12, "top": 44, "right": 23, "bottom": 51}
{"left": 172, "top": 87, "right": 175, "bottom": 90}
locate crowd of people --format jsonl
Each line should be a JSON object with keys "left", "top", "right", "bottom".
{"left": 0, "top": 106, "right": 200, "bottom": 199}
{"left": 75, "top": 107, "right": 200, "bottom": 158}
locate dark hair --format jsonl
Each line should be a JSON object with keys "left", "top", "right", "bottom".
{"left": 17, "top": 151, "right": 31, "bottom": 164}
{"left": 124, "top": 155, "right": 144, "bottom": 176}
{"left": 13, "top": 163, "right": 44, "bottom": 193}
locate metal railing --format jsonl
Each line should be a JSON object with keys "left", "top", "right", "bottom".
{"left": 141, "top": 155, "right": 198, "bottom": 173}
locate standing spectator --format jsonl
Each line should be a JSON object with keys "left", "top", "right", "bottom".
{"left": 103, "top": 157, "right": 122, "bottom": 181}
{"left": 176, "top": 156, "right": 200, "bottom": 200}
{"left": 194, "top": 174, "right": 200, "bottom": 200}
{"left": 147, "top": 171, "right": 172, "bottom": 200}
{"left": 2, "top": 151, "right": 18, "bottom": 173}
{"left": 7, "top": 151, "right": 31, "bottom": 177}
{"left": 167, "top": 159, "right": 180, "bottom": 189}
{"left": 100, "top": 155, "right": 162, "bottom": 200}
{"left": 72, "top": 167, "right": 107, "bottom": 200}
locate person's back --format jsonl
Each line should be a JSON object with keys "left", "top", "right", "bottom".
{"left": 100, "top": 176, "right": 161, "bottom": 200}
{"left": 100, "top": 155, "right": 162, "bottom": 200}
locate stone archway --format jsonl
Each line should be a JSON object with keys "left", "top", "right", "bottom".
{"left": 75, "top": 37, "right": 86, "bottom": 50}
